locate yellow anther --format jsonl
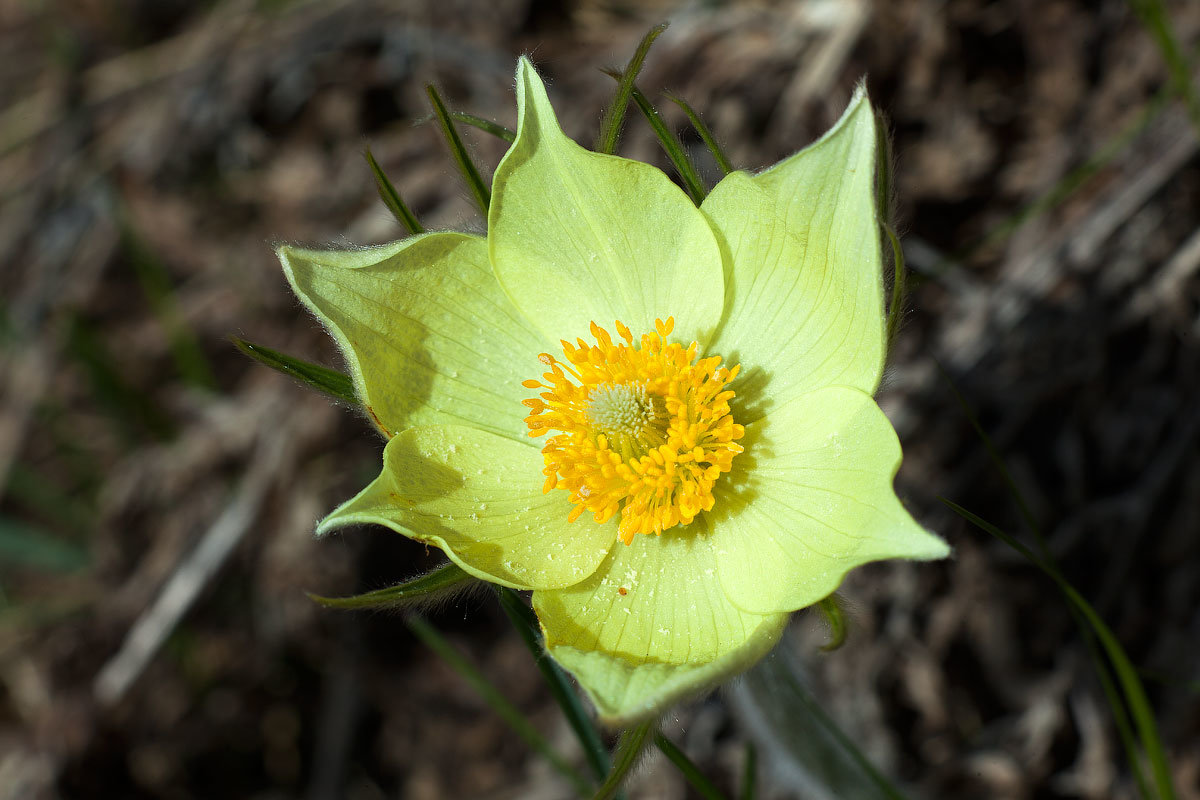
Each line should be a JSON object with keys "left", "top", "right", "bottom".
{"left": 523, "top": 319, "right": 743, "bottom": 544}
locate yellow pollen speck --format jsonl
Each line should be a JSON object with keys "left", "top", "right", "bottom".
{"left": 522, "top": 317, "right": 745, "bottom": 545}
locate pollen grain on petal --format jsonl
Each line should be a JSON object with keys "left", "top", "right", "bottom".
{"left": 522, "top": 320, "right": 744, "bottom": 544}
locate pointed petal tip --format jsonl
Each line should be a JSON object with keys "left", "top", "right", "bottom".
{"left": 908, "top": 528, "right": 953, "bottom": 561}
{"left": 831, "top": 79, "right": 874, "bottom": 135}
{"left": 314, "top": 494, "right": 374, "bottom": 538}
{"left": 490, "top": 52, "right": 725, "bottom": 350}
{"left": 320, "top": 426, "right": 616, "bottom": 591}
{"left": 850, "top": 78, "right": 870, "bottom": 105}
{"left": 513, "top": 55, "right": 548, "bottom": 116}
{"left": 313, "top": 511, "right": 348, "bottom": 539}
{"left": 710, "top": 388, "right": 950, "bottom": 616}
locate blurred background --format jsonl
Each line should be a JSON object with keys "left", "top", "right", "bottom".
{"left": 1, "top": 0, "right": 1198, "bottom": 798}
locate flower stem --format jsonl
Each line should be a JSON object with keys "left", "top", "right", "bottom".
{"left": 653, "top": 733, "right": 728, "bottom": 800}
{"left": 591, "top": 720, "right": 654, "bottom": 800}
{"left": 495, "top": 587, "right": 611, "bottom": 784}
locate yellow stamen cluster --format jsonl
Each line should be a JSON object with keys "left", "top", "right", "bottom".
{"left": 522, "top": 317, "right": 745, "bottom": 545}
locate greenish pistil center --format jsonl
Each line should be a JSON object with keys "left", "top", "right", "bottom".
{"left": 585, "top": 383, "right": 667, "bottom": 458}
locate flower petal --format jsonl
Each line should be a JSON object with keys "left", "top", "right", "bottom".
{"left": 709, "top": 386, "right": 949, "bottom": 615}
{"left": 701, "top": 87, "right": 885, "bottom": 422}
{"left": 533, "top": 528, "right": 787, "bottom": 725}
{"left": 279, "top": 233, "right": 548, "bottom": 442}
{"left": 489, "top": 57, "right": 725, "bottom": 349}
{"left": 319, "top": 425, "right": 616, "bottom": 590}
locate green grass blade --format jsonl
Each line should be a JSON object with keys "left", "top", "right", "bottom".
{"left": 591, "top": 720, "right": 655, "bottom": 800}
{"left": 618, "top": 79, "right": 707, "bottom": 204}
{"left": 406, "top": 615, "right": 592, "bottom": 796}
{"left": 495, "top": 586, "right": 611, "bottom": 786}
{"left": 817, "top": 596, "right": 848, "bottom": 652}
{"left": 665, "top": 92, "right": 733, "bottom": 175}
{"left": 308, "top": 563, "right": 475, "bottom": 610}
{"left": 1127, "top": 0, "right": 1200, "bottom": 134}
{"left": 739, "top": 742, "right": 757, "bottom": 800}
{"left": 450, "top": 111, "right": 516, "bottom": 143}
{"left": 937, "top": 363, "right": 1045, "bottom": 554}
{"left": 789, "top": 687, "right": 911, "bottom": 800}
{"left": 230, "top": 337, "right": 357, "bottom": 406}
{"left": 746, "top": 653, "right": 912, "bottom": 800}
{"left": 426, "top": 84, "right": 491, "bottom": 216}
{"left": 364, "top": 146, "right": 424, "bottom": 235}
{"left": 1034, "top": 571, "right": 1174, "bottom": 798}
{"left": 940, "top": 499, "right": 1175, "bottom": 800}
{"left": 653, "top": 733, "right": 728, "bottom": 800}
{"left": 595, "top": 22, "right": 668, "bottom": 155}
{"left": 942, "top": 363, "right": 1173, "bottom": 799}
{"left": 1083, "top": 622, "right": 1155, "bottom": 800}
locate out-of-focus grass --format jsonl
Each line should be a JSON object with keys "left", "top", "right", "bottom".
{"left": 0, "top": 192, "right": 218, "bottom": 623}
{"left": 67, "top": 315, "right": 176, "bottom": 442}
{"left": 4, "top": 463, "right": 93, "bottom": 535}
{"left": 406, "top": 615, "right": 593, "bottom": 796}
{"left": 944, "top": 499, "right": 1175, "bottom": 800}
{"left": 941, "top": 368, "right": 1177, "bottom": 800}
{"left": 0, "top": 516, "right": 89, "bottom": 574}
{"left": 1128, "top": 0, "right": 1200, "bottom": 134}
{"left": 119, "top": 207, "right": 217, "bottom": 393}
